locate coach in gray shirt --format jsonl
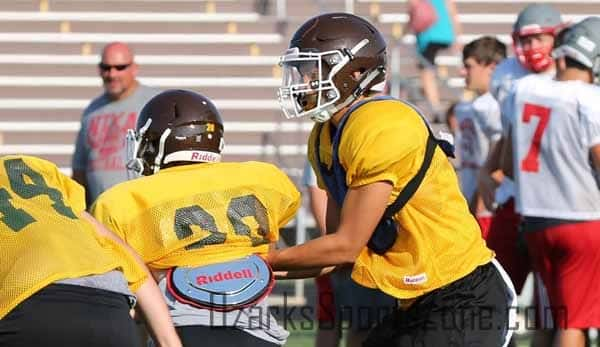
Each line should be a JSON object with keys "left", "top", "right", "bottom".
{"left": 72, "top": 42, "right": 160, "bottom": 206}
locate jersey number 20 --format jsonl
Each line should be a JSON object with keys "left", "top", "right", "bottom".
{"left": 174, "top": 195, "right": 270, "bottom": 249}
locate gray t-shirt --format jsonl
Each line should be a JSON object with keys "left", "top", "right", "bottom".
{"left": 56, "top": 270, "right": 135, "bottom": 306}
{"left": 72, "top": 85, "right": 160, "bottom": 205}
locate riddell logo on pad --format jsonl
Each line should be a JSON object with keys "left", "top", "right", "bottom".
{"left": 196, "top": 269, "right": 254, "bottom": 285}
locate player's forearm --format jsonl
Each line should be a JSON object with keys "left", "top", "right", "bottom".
{"left": 274, "top": 266, "right": 336, "bottom": 280}
{"left": 134, "top": 280, "right": 182, "bottom": 347}
{"left": 483, "top": 137, "right": 504, "bottom": 174}
{"left": 308, "top": 187, "right": 328, "bottom": 236}
{"left": 590, "top": 145, "right": 600, "bottom": 176}
{"left": 268, "top": 233, "right": 358, "bottom": 271}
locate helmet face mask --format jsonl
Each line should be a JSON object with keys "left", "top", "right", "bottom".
{"left": 279, "top": 47, "right": 350, "bottom": 122}
{"left": 125, "top": 118, "right": 151, "bottom": 178}
{"left": 125, "top": 89, "right": 225, "bottom": 178}
{"left": 512, "top": 4, "right": 563, "bottom": 72}
{"left": 278, "top": 13, "right": 387, "bottom": 123}
{"left": 513, "top": 32, "right": 557, "bottom": 72}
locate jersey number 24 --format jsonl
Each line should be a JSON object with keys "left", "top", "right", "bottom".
{"left": 0, "top": 158, "right": 77, "bottom": 232}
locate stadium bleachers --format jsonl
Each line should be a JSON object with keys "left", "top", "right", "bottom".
{"left": 0, "top": 0, "right": 596, "bottom": 183}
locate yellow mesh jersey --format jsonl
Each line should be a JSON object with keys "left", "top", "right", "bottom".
{"left": 92, "top": 161, "right": 301, "bottom": 269}
{"left": 0, "top": 155, "right": 146, "bottom": 319}
{"left": 308, "top": 100, "right": 493, "bottom": 299}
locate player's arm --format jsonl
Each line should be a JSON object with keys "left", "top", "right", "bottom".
{"left": 325, "top": 192, "right": 341, "bottom": 235}
{"left": 477, "top": 134, "right": 506, "bottom": 211}
{"left": 469, "top": 134, "right": 502, "bottom": 214}
{"left": 590, "top": 144, "right": 600, "bottom": 173}
{"left": 307, "top": 185, "right": 328, "bottom": 236}
{"left": 273, "top": 192, "right": 342, "bottom": 279}
{"left": 80, "top": 212, "right": 182, "bottom": 347}
{"left": 267, "top": 181, "right": 392, "bottom": 271}
{"left": 499, "top": 128, "right": 514, "bottom": 178}
{"left": 273, "top": 266, "right": 337, "bottom": 280}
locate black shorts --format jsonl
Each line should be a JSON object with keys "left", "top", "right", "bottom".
{"left": 417, "top": 43, "right": 451, "bottom": 70}
{"left": 0, "top": 284, "right": 140, "bottom": 347}
{"left": 363, "top": 261, "right": 515, "bottom": 347}
{"left": 177, "top": 325, "right": 279, "bottom": 347}
{"left": 328, "top": 268, "right": 396, "bottom": 332}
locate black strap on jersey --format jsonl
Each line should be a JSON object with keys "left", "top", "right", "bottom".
{"left": 313, "top": 96, "right": 453, "bottom": 255}
{"left": 367, "top": 120, "right": 440, "bottom": 255}
{"left": 386, "top": 130, "right": 437, "bottom": 218}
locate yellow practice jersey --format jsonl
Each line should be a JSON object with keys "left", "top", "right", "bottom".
{"left": 92, "top": 161, "right": 301, "bottom": 269}
{"left": 0, "top": 155, "right": 146, "bottom": 319}
{"left": 308, "top": 99, "right": 493, "bottom": 299}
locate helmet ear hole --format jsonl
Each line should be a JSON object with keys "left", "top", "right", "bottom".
{"left": 351, "top": 69, "right": 366, "bottom": 81}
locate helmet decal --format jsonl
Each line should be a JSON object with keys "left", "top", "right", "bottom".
{"left": 126, "top": 89, "right": 225, "bottom": 176}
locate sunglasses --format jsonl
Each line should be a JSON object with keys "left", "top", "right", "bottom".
{"left": 98, "top": 62, "right": 132, "bottom": 72}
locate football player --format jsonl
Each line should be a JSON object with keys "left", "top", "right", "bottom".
{"left": 0, "top": 155, "right": 180, "bottom": 347}
{"left": 477, "top": 6, "right": 565, "bottom": 344}
{"left": 479, "top": 3, "right": 563, "bottom": 222}
{"left": 92, "top": 90, "right": 301, "bottom": 347}
{"left": 502, "top": 17, "right": 600, "bottom": 347}
{"left": 454, "top": 36, "right": 506, "bottom": 238}
{"left": 480, "top": 3, "right": 564, "bottom": 212}
{"left": 269, "top": 13, "right": 516, "bottom": 347}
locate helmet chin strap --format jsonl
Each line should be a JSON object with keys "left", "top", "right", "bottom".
{"left": 314, "top": 66, "right": 385, "bottom": 122}
{"left": 153, "top": 127, "right": 172, "bottom": 174}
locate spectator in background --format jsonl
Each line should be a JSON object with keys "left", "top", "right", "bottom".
{"left": 254, "top": 0, "right": 270, "bottom": 15}
{"left": 72, "top": 42, "right": 160, "bottom": 206}
{"left": 410, "top": 0, "right": 462, "bottom": 122}
{"left": 454, "top": 36, "right": 506, "bottom": 239}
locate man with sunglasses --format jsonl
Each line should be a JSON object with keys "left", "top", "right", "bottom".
{"left": 72, "top": 42, "right": 160, "bottom": 206}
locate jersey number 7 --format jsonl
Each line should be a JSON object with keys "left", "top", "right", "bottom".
{"left": 521, "top": 103, "right": 552, "bottom": 173}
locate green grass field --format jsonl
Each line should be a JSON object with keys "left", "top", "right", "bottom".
{"left": 284, "top": 328, "right": 598, "bottom": 347}
{"left": 274, "top": 280, "right": 598, "bottom": 347}
{"left": 284, "top": 323, "right": 533, "bottom": 347}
